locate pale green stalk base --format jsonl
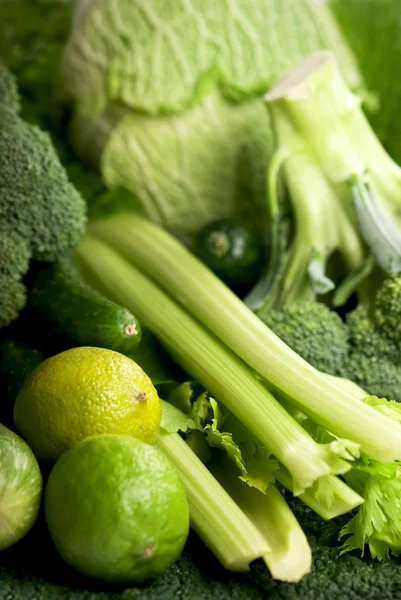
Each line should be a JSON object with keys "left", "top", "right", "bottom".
{"left": 156, "top": 432, "right": 270, "bottom": 571}
{"left": 265, "top": 52, "right": 401, "bottom": 264}
{"left": 78, "top": 236, "right": 359, "bottom": 493}
{"left": 88, "top": 214, "right": 401, "bottom": 463}
{"left": 275, "top": 466, "right": 363, "bottom": 520}
{"left": 211, "top": 459, "right": 311, "bottom": 582}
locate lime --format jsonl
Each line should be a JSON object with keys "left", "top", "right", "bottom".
{"left": 44, "top": 434, "right": 189, "bottom": 583}
{"left": 0, "top": 424, "right": 42, "bottom": 550}
{"left": 14, "top": 347, "right": 162, "bottom": 461}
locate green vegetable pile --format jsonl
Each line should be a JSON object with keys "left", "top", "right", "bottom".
{"left": 4, "top": 0, "right": 401, "bottom": 598}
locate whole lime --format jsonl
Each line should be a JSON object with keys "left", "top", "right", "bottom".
{"left": 44, "top": 434, "right": 189, "bottom": 582}
{"left": 14, "top": 347, "right": 161, "bottom": 461}
{"left": 0, "top": 424, "right": 42, "bottom": 550}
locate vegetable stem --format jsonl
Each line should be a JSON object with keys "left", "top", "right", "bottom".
{"left": 275, "top": 466, "right": 363, "bottom": 520}
{"left": 211, "top": 459, "right": 312, "bottom": 582}
{"left": 78, "top": 235, "right": 359, "bottom": 493}
{"left": 156, "top": 432, "right": 270, "bottom": 571}
{"left": 87, "top": 215, "right": 401, "bottom": 462}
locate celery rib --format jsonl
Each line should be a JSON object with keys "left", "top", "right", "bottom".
{"left": 156, "top": 432, "right": 270, "bottom": 571}
{"left": 88, "top": 214, "right": 401, "bottom": 463}
{"left": 211, "top": 459, "right": 312, "bottom": 582}
{"left": 77, "top": 235, "right": 359, "bottom": 494}
{"left": 275, "top": 467, "right": 363, "bottom": 520}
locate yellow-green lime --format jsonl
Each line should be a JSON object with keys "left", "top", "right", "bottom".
{"left": 44, "top": 434, "right": 190, "bottom": 583}
{"left": 0, "top": 424, "right": 42, "bottom": 550}
{"left": 14, "top": 347, "right": 161, "bottom": 462}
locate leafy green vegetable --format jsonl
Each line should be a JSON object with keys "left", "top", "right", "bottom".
{"left": 157, "top": 431, "right": 273, "bottom": 573}
{"left": 341, "top": 465, "right": 401, "bottom": 559}
{"left": 71, "top": 91, "right": 274, "bottom": 233}
{"left": 160, "top": 400, "right": 195, "bottom": 434}
{"left": 0, "top": 63, "right": 86, "bottom": 329}
{"left": 157, "top": 396, "right": 313, "bottom": 580}
{"left": 205, "top": 399, "right": 277, "bottom": 494}
{"left": 78, "top": 234, "right": 361, "bottom": 496}
{"left": 160, "top": 383, "right": 363, "bottom": 519}
{"left": 63, "top": 0, "right": 330, "bottom": 114}
{"left": 62, "top": 0, "right": 364, "bottom": 232}
{"left": 85, "top": 212, "right": 401, "bottom": 464}
{"left": 190, "top": 392, "right": 212, "bottom": 431}
{"left": 166, "top": 382, "right": 195, "bottom": 414}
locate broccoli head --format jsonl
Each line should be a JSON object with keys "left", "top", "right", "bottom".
{"left": 344, "top": 275, "right": 401, "bottom": 401}
{"left": 373, "top": 276, "right": 401, "bottom": 347}
{"left": 0, "top": 63, "right": 86, "bottom": 328}
{"left": 0, "top": 231, "right": 30, "bottom": 328}
{"left": 346, "top": 305, "right": 400, "bottom": 364}
{"left": 344, "top": 352, "right": 401, "bottom": 404}
{"left": 261, "top": 301, "right": 349, "bottom": 376}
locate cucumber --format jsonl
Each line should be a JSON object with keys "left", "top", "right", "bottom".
{"left": 193, "top": 219, "right": 265, "bottom": 293}
{"left": 26, "top": 259, "right": 141, "bottom": 354}
{"left": 0, "top": 339, "right": 44, "bottom": 429}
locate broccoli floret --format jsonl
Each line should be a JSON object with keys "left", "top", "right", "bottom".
{"left": 345, "top": 352, "right": 401, "bottom": 404}
{"left": 0, "top": 63, "right": 86, "bottom": 328}
{"left": 0, "top": 231, "right": 30, "bottom": 329}
{"left": 373, "top": 276, "right": 401, "bottom": 347}
{"left": 344, "top": 276, "right": 401, "bottom": 401}
{"left": 262, "top": 301, "right": 349, "bottom": 376}
{"left": 347, "top": 305, "right": 400, "bottom": 363}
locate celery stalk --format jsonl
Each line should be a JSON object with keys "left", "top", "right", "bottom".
{"left": 77, "top": 235, "right": 359, "bottom": 494}
{"left": 275, "top": 467, "right": 363, "bottom": 520}
{"left": 87, "top": 214, "right": 401, "bottom": 463}
{"left": 210, "top": 459, "right": 312, "bottom": 582}
{"left": 156, "top": 432, "right": 270, "bottom": 571}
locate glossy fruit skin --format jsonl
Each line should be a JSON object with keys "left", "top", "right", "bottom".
{"left": 45, "top": 434, "right": 190, "bottom": 583}
{"left": 0, "top": 424, "right": 42, "bottom": 550}
{"left": 14, "top": 346, "right": 162, "bottom": 462}
{"left": 27, "top": 260, "right": 141, "bottom": 354}
{"left": 194, "top": 219, "right": 265, "bottom": 293}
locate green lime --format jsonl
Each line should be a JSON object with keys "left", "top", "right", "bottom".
{"left": 44, "top": 434, "right": 189, "bottom": 583}
{"left": 0, "top": 424, "right": 42, "bottom": 550}
{"left": 14, "top": 347, "right": 162, "bottom": 461}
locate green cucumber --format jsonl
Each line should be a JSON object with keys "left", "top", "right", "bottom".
{"left": 26, "top": 259, "right": 141, "bottom": 354}
{"left": 193, "top": 219, "right": 265, "bottom": 293}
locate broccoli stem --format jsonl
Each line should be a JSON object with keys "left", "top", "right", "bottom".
{"left": 87, "top": 214, "right": 401, "bottom": 463}
{"left": 78, "top": 235, "right": 359, "bottom": 494}
{"left": 265, "top": 51, "right": 364, "bottom": 182}
{"left": 244, "top": 148, "right": 290, "bottom": 312}
{"left": 265, "top": 50, "right": 401, "bottom": 274}
{"left": 267, "top": 102, "right": 366, "bottom": 281}
{"left": 210, "top": 458, "right": 312, "bottom": 582}
{"left": 156, "top": 432, "right": 270, "bottom": 571}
